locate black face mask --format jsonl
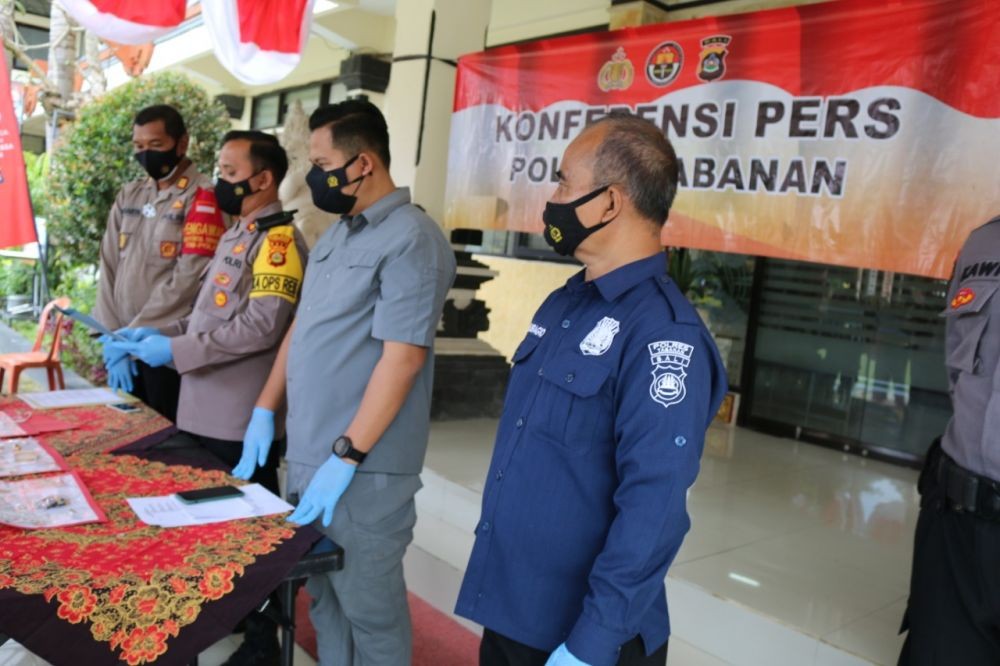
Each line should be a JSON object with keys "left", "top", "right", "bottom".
{"left": 306, "top": 155, "right": 365, "bottom": 215}
{"left": 214, "top": 176, "right": 256, "bottom": 217}
{"left": 541, "top": 185, "right": 611, "bottom": 256}
{"left": 134, "top": 146, "right": 181, "bottom": 180}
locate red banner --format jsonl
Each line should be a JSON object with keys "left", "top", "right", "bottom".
{"left": 443, "top": 0, "right": 1000, "bottom": 278}
{"left": 0, "top": 64, "right": 37, "bottom": 250}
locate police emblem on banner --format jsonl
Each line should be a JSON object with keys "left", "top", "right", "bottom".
{"left": 598, "top": 47, "right": 635, "bottom": 92}
{"left": 697, "top": 35, "right": 731, "bottom": 82}
{"left": 645, "top": 41, "right": 683, "bottom": 87}
{"left": 580, "top": 317, "right": 620, "bottom": 356}
{"left": 648, "top": 340, "right": 694, "bottom": 409}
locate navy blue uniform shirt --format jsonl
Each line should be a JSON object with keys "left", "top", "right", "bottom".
{"left": 456, "top": 253, "right": 728, "bottom": 666}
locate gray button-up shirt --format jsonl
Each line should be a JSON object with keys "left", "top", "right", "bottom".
{"left": 285, "top": 188, "right": 456, "bottom": 473}
{"left": 942, "top": 215, "right": 1000, "bottom": 481}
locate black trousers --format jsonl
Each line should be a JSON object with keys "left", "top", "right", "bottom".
{"left": 898, "top": 444, "right": 1000, "bottom": 665}
{"left": 480, "top": 628, "right": 667, "bottom": 666}
{"left": 132, "top": 362, "right": 180, "bottom": 423}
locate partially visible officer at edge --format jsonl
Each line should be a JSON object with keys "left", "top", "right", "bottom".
{"left": 109, "top": 130, "right": 307, "bottom": 666}
{"left": 233, "top": 100, "right": 456, "bottom": 665}
{"left": 94, "top": 104, "right": 227, "bottom": 421}
{"left": 898, "top": 214, "right": 1000, "bottom": 665}
{"left": 456, "top": 113, "right": 728, "bottom": 666}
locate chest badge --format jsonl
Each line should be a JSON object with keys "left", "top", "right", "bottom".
{"left": 951, "top": 287, "right": 975, "bottom": 309}
{"left": 171, "top": 198, "right": 184, "bottom": 210}
{"left": 580, "top": 317, "right": 621, "bottom": 356}
{"left": 142, "top": 203, "right": 157, "bottom": 219}
{"left": 159, "top": 241, "right": 178, "bottom": 258}
{"left": 232, "top": 243, "right": 246, "bottom": 255}
{"left": 214, "top": 291, "right": 229, "bottom": 308}
{"left": 648, "top": 341, "right": 694, "bottom": 409}
{"left": 214, "top": 273, "right": 232, "bottom": 287}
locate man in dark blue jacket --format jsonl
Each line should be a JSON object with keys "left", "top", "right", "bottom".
{"left": 456, "top": 113, "right": 728, "bottom": 666}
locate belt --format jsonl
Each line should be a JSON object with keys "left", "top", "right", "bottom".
{"left": 934, "top": 452, "right": 1000, "bottom": 521}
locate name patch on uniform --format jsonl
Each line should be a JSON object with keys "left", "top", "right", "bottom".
{"left": 648, "top": 340, "right": 694, "bottom": 409}
{"left": 960, "top": 261, "right": 1000, "bottom": 281}
{"left": 528, "top": 323, "right": 547, "bottom": 338}
{"left": 250, "top": 226, "right": 303, "bottom": 304}
{"left": 580, "top": 317, "right": 620, "bottom": 356}
{"left": 182, "top": 188, "right": 226, "bottom": 257}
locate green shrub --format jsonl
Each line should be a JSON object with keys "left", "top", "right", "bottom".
{"left": 0, "top": 259, "right": 36, "bottom": 297}
{"left": 46, "top": 72, "right": 230, "bottom": 274}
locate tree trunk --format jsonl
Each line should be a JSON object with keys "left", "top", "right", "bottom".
{"left": 45, "top": 1, "right": 78, "bottom": 150}
{"left": 83, "top": 32, "right": 106, "bottom": 97}
{"left": 0, "top": 0, "right": 15, "bottom": 64}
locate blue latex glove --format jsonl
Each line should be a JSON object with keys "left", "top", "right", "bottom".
{"left": 287, "top": 455, "right": 356, "bottom": 527}
{"left": 116, "top": 335, "right": 173, "bottom": 368}
{"left": 114, "top": 327, "right": 159, "bottom": 342}
{"left": 233, "top": 407, "right": 275, "bottom": 480}
{"left": 545, "top": 644, "right": 589, "bottom": 666}
{"left": 106, "top": 355, "right": 137, "bottom": 393}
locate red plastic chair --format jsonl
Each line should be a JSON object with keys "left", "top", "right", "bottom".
{"left": 0, "top": 297, "right": 71, "bottom": 394}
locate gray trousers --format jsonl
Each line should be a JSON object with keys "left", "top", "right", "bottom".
{"left": 288, "top": 464, "right": 422, "bottom": 666}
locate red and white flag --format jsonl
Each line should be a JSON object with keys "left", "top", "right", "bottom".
{"left": 201, "top": 0, "right": 315, "bottom": 85}
{"left": 57, "top": 0, "right": 187, "bottom": 45}
{"left": 0, "top": 65, "right": 38, "bottom": 249}
{"left": 56, "top": 0, "right": 315, "bottom": 86}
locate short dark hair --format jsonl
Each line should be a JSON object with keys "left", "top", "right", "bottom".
{"left": 134, "top": 104, "right": 187, "bottom": 141}
{"left": 309, "top": 100, "right": 391, "bottom": 168}
{"left": 590, "top": 112, "right": 679, "bottom": 227}
{"left": 222, "top": 130, "right": 289, "bottom": 185}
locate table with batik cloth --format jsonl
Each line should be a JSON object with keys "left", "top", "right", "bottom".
{"left": 0, "top": 397, "right": 317, "bottom": 665}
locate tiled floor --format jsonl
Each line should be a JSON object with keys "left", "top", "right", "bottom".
{"left": 1, "top": 421, "right": 917, "bottom": 666}
{"left": 416, "top": 420, "right": 919, "bottom": 666}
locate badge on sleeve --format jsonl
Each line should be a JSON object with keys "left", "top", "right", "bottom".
{"left": 181, "top": 188, "right": 227, "bottom": 257}
{"left": 250, "top": 225, "right": 303, "bottom": 304}
{"left": 580, "top": 317, "right": 620, "bottom": 356}
{"left": 648, "top": 341, "right": 694, "bottom": 409}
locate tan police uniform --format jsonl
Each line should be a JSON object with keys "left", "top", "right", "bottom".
{"left": 94, "top": 161, "right": 225, "bottom": 330}
{"left": 161, "top": 201, "right": 307, "bottom": 446}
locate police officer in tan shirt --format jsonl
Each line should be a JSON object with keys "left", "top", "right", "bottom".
{"left": 108, "top": 131, "right": 307, "bottom": 666}
{"left": 95, "top": 105, "right": 226, "bottom": 421}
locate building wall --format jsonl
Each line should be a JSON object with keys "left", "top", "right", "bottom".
{"left": 474, "top": 255, "right": 579, "bottom": 361}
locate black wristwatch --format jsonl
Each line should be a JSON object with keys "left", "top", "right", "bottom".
{"left": 332, "top": 435, "right": 367, "bottom": 464}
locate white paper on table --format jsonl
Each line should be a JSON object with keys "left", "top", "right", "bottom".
{"left": 0, "top": 413, "right": 26, "bottom": 438}
{"left": 126, "top": 483, "right": 293, "bottom": 528}
{"left": 0, "top": 437, "right": 68, "bottom": 477}
{"left": 19, "top": 388, "right": 134, "bottom": 409}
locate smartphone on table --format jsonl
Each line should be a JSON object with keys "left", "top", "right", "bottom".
{"left": 176, "top": 486, "right": 244, "bottom": 504}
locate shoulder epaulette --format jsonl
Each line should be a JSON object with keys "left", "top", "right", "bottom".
{"left": 256, "top": 210, "right": 297, "bottom": 232}
{"left": 656, "top": 274, "right": 702, "bottom": 326}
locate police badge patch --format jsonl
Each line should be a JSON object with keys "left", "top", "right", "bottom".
{"left": 648, "top": 340, "right": 694, "bottom": 408}
{"left": 580, "top": 317, "right": 620, "bottom": 356}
